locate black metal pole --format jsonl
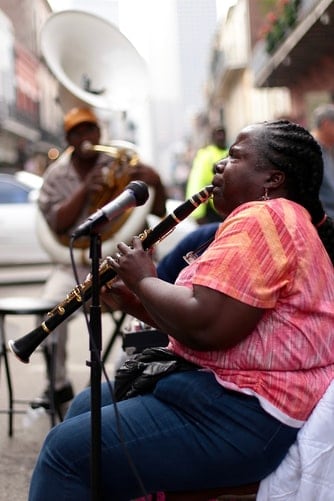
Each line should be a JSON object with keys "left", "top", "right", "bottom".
{"left": 88, "top": 232, "right": 102, "bottom": 501}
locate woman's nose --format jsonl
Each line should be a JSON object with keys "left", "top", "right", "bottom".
{"left": 213, "top": 158, "right": 227, "bottom": 174}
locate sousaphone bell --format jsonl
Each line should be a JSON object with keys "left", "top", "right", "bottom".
{"left": 40, "top": 9, "right": 149, "bottom": 111}
{"left": 37, "top": 10, "right": 154, "bottom": 265}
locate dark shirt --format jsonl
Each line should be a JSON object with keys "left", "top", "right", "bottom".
{"left": 157, "top": 222, "right": 220, "bottom": 283}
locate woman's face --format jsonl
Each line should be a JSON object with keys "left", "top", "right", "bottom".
{"left": 212, "top": 124, "right": 272, "bottom": 216}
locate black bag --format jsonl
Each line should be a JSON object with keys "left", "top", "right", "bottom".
{"left": 114, "top": 347, "right": 199, "bottom": 401}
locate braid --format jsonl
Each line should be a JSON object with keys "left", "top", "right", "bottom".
{"left": 257, "top": 120, "right": 334, "bottom": 264}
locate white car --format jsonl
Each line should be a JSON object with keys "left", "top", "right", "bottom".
{"left": 0, "top": 171, "right": 51, "bottom": 265}
{"left": 0, "top": 170, "right": 197, "bottom": 267}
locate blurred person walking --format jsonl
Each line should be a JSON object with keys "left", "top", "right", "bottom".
{"left": 186, "top": 125, "right": 228, "bottom": 224}
{"left": 311, "top": 103, "right": 334, "bottom": 219}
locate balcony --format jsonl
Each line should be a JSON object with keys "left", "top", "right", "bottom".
{"left": 252, "top": 0, "right": 334, "bottom": 88}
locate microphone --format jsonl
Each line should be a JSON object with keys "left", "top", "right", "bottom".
{"left": 72, "top": 180, "right": 149, "bottom": 238}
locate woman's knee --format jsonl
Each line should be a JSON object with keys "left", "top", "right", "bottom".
{"left": 65, "top": 382, "right": 114, "bottom": 419}
{"left": 65, "top": 387, "right": 91, "bottom": 418}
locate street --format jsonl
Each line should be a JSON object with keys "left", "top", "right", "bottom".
{"left": 0, "top": 264, "right": 123, "bottom": 501}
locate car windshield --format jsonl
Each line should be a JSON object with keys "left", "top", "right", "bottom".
{"left": 0, "top": 173, "right": 51, "bottom": 266}
{"left": 0, "top": 177, "right": 31, "bottom": 203}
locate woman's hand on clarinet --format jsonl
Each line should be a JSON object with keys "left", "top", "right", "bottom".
{"left": 101, "top": 277, "right": 139, "bottom": 312}
{"left": 108, "top": 236, "right": 157, "bottom": 292}
{"left": 101, "top": 275, "right": 156, "bottom": 325}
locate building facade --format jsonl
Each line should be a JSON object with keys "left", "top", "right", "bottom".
{"left": 252, "top": 0, "right": 334, "bottom": 128}
{"left": 0, "top": 0, "right": 63, "bottom": 174}
{"left": 206, "top": 0, "right": 292, "bottom": 146}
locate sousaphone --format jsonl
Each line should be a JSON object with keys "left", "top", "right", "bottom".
{"left": 37, "top": 9, "right": 154, "bottom": 265}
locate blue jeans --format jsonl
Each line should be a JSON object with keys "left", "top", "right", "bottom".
{"left": 28, "top": 370, "right": 298, "bottom": 501}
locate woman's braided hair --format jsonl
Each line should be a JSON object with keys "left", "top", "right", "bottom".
{"left": 256, "top": 119, "right": 334, "bottom": 264}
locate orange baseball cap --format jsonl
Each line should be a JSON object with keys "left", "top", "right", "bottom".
{"left": 63, "top": 107, "right": 98, "bottom": 133}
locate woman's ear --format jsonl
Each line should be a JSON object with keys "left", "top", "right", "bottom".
{"left": 265, "top": 170, "right": 286, "bottom": 189}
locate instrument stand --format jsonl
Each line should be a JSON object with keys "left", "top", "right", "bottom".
{"left": 87, "top": 232, "right": 103, "bottom": 501}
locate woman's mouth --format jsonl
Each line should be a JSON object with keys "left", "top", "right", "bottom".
{"left": 212, "top": 183, "right": 222, "bottom": 195}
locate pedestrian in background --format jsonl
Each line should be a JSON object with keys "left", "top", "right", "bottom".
{"left": 311, "top": 103, "right": 334, "bottom": 219}
{"left": 186, "top": 125, "right": 228, "bottom": 224}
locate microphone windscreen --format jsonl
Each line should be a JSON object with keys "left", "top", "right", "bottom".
{"left": 127, "top": 181, "right": 149, "bottom": 206}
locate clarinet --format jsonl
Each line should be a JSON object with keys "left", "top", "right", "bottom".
{"left": 8, "top": 185, "right": 213, "bottom": 364}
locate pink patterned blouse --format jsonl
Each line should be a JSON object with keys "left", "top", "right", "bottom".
{"left": 169, "top": 198, "right": 334, "bottom": 427}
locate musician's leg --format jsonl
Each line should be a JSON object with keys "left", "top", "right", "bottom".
{"left": 30, "top": 266, "right": 77, "bottom": 410}
{"left": 31, "top": 263, "right": 92, "bottom": 410}
{"left": 28, "top": 371, "right": 298, "bottom": 501}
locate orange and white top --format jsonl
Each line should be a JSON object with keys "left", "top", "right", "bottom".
{"left": 170, "top": 199, "right": 334, "bottom": 427}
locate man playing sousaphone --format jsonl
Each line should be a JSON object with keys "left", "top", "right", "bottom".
{"left": 31, "top": 106, "right": 167, "bottom": 412}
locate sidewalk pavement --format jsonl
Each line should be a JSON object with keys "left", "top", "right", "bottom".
{"left": 0, "top": 279, "right": 122, "bottom": 501}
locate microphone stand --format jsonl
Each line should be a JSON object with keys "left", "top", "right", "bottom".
{"left": 87, "top": 231, "right": 102, "bottom": 501}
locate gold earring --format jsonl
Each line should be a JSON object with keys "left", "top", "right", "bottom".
{"left": 261, "top": 188, "right": 269, "bottom": 201}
